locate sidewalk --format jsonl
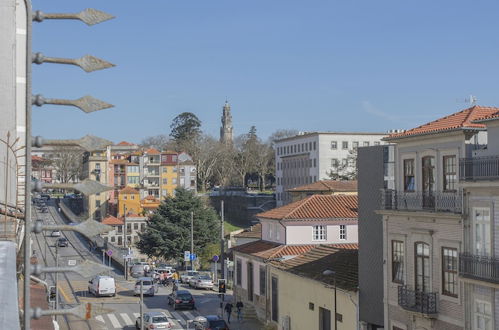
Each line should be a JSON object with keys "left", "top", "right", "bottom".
{"left": 223, "top": 318, "right": 265, "bottom": 330}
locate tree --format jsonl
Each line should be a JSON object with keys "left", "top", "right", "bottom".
{"left": 196, "top": 135, "right": 220, "bottom": 191}
{"left": 137, "top": 188, "right": 220, "bottom": 260}
{"left": 140, "top": 134, "right": 173, "bottom": 151}
{"left": 326, "top": 148, "right": 358, "bottom": 180}
{"left": 170, "top": 112, "right": 202, "bottom": 142}
{"left": 52, "top": 147, "right": 85, "bottom": 183}
{"left": 253, "top": 141, "right": 274, "bottom": 190}
{"left": 267, "top": 129, "right": 299, "bottom": 147}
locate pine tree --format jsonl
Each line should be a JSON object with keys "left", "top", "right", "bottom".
{"left": 137, "top": 188, "right": 220, "bottom": 261}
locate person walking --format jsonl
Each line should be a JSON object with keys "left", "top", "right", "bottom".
{"left": 224, "top": 302, "right": 233, "bottom": 324}
{"left": 236, "top": 301, "right": 244, "bottom": 321}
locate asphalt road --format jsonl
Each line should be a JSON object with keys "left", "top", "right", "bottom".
{"left": 31, "top": 200, "right": 226, "bottom": 330}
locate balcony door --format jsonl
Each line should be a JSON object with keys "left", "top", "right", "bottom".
{"left": 422, "top": 156, "right": 435, "bottom": 208}
{"left": 473, "top": 208, "right": 491, "bottom": 257}
{"left": 415, "top": 242, "right": 430, "bottom": 292}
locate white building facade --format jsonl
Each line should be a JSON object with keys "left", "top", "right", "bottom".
{"left": 275, "top": 132, "right": 386, "bottom": 206}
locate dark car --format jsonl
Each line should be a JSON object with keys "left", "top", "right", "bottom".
{"left": 57, "top": 237, "right": 69, "bottom": 247}
{"left": 168, "top": 290, "right": 195, "bottom": 310}
{"left": 193, "top": 315, "right": 229, "bottom": 330}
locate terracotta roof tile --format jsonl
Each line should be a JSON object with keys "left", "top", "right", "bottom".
{"left": 145, "top": 148, "right": 160, "bottom": 155}
{"left": 102, "top": 215, "right": 124, "bottom": 225}
{"left": 270, "top": 245, "right": 359, "bottom": 291}
{"left": 110, "top": 159, "right": 129, "bottom": 165}
{"left": 386, "top": 105, "right": 499, "bottom": 140}
{"left": 230, "top": 240, "right": 281, "bottom": 255}
{"left": 119, "top": 186, "right": 139, "bottom": 194}
{"left": 473, "top": 110, "right": 499, "bottom": 123}
{"left": 117, "top": 141, "right": 135, "bottom": 146}
{"left": 288, "top": 180, "right": 357, "bottom": 193}
{"left": 144, "top": 195, "right": 158, "bottom": 201}
{"left": 233, "top": 223, "right": 262, "bottom": 239}
{"left": 257, "top": 194, "right": 358, "bottom": 220}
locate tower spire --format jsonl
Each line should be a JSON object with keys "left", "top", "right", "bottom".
{"left": 220, "top": 100, "right": 233, "bottom": 145}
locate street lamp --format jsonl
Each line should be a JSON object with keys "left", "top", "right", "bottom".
{"left": 323, "top": 269, "right": 337, "bottom": 330}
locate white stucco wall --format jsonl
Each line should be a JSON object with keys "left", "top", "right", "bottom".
{"left": 286, "top": 223, "right": 358, "bottom": 245}
{"left": 260, "top": 219, "right": 286, "bottom": 244}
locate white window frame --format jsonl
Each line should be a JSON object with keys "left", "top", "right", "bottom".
{"left": 313, "top": 225, "right": 326, "bottom": 241}
{"left": 473, "top": 298, "right": 493, "bottom": 330}
{"left": 473, "top": 207, "right": 491, "bottom": 256}
{"left": 269, "top": 223, "right": 273, "bottom": 239}
{"left": 331, "top": 141, "right": 337, "bottom": 150}
{"left": 339, "top": 225, "right": 346, "bottom": 240}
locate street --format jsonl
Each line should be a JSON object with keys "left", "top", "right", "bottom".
{"left": 32, "top": 200, "right": 229, "bottom": 330}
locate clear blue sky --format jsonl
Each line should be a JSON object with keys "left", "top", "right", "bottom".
{"left": 32, "top": 0, "right": 499, "bottom": 144}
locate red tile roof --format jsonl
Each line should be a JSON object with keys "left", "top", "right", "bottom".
{"left": 230, "top": 240, "right": 281, "bottom": 256}
{"left": 144, "top": 195, "right": 158, "bottom": 201}
{"left": 473, "top": 110, "right": 499, "bottom": 123}
{"left": 386, "top": 105, "right": 499, "bottom": 140}
{"left": 120, "top": 186, "right": 139, "bottom": 194}
{"left": 117, "top": 141, "right": 135, "bottom": 146}
{"left": 145, "top": 148, "right": 160, "bottom": 155}
{"left": 288, "top": 180, "right": 357, "bottom": 193}
{"left": 270, "top": 245, "right": 358, "bottom": 291}
{"left": 102, "top": 215, "right": 124, "bottom": 225}
{"left": 257, "top": 195, "right": 358, "bottom": 220}
{"left": 32, "top": 155, "right": 46, "bottom": 162}
{"left": 233, "top": 223, "right": 262, "bottom": 239}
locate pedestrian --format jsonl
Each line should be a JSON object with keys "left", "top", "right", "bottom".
{"left": 236, "top": 301, "right": 244, "bottom": 321}
{"left": 57, "top": 207, "right": 61, "bottom": 213}
{"left": 224, "top": 302, "right": 233, "bottom": 324}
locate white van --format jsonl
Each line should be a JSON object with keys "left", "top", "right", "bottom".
{"left": 88, "top": 275, "right": 116, "bottom": 297}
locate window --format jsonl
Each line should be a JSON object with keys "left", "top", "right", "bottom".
{"left": 259, "top": 266, "right": 266, "bottom": 296}
{"left": 117, "top": 236, "right": 123, "bottom": 246}
{"left": 309, "top": 302, "right": 315, "bottom": 310}
{"left": 133, "top": 223, "right": 138, "bottom": 230}
{"left": 131, "top": 195, "right": 135, "bottom": 200}
{"left": 363, "top": 141, "right": 370, "bottom": 147}
{"left": 374, "top": 141, "right": 381, "bottom": 146}
{"left": 313, "top": 141, "right": 316, "bottom": 150}
{"left": 342, "top": 141, "right": 348, "bottom": 149}
{"left": 128, "top": 176, "right": 139, "bottom": 184}
{"left": 403, "top": 159, "right": 415, "bottom": 191}
{"left": 276, "top": 225, "right": 280, "bottom": 240}
{"left": 473, "top": 208, "right": 491, "bottom": 256}
{"left": 331, "top": 158, "right": 339, "bottom": 167}
{"left": 352, "top": 141, "right": 359, "bottom": 149}
{"left": 392, "top": 240, "right": 404, "bottom": 283}
{"left": 95, "top": 163, "right": 100, "bottom": 170}
{"left": 269, "top": 224, "right": 273, "bottom": 239}
{"left": 442, "top": 247, "right": 458, "bottom": 297}
{"left": 422, "top": 156, "right": 435, "bottom": 193}
{"left": 95, "top": 200, "right": 101, "bottom": 208}
{"left": 117, "top": 225, "right": 123, "bottom": 233}
{"left": 236, "top": 260, "right": 242, "bottom": 285}
{"left": 271, "top": 276, "right": 278, "bottom": 322}
{"left": 110, "top": 236, "right": 115, "bottom": 243}
{"left": 339, "top": 225, "right": 346, "bottom": 240}
{"left": 173, "top": 166, "right": 177, "bottom": 173}
{"left": 123, "top": 195, "right": 127, "bottom": 200}
{"left": 162, "top": 167, "right": 167, "bottom": 173}
{"left": 172, "top": 178, "right": 177, "bottom": 184}
{"left": 415, "top": 242, "right": 430, "bottom": 292}
{"left": 319, "top": 307, "right": 331, "bottom": 330}
{"left": 162, "top": 178, "right": 168, "bottom": 184}
{"left": 313, "top": 158, "right": 317, "bottom": 167}
{"left": 331, "top": 141, "right": 337, "bottom": 149}
{"left": 443, "top": 156, "right": 457, "bottom": 191}
{"left": 313, "top": 225, "right": 326, "bottom": 241}
{"left": 474, "top": 299, "right": 492, "bottom": 330}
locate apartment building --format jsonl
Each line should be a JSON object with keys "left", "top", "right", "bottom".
{"left": 83, "top": 150, "right": 109, "bottom": 221}
{"left": 275, "top": 132, "right": 386, "bottom": 206}
{"left": 141, "top": 148, "right": 161, "bottom": 199}
{"left": 378, "top": 105, "right": 499, "bottom": 330}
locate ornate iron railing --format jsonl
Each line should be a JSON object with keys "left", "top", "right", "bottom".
{"left": 459, "top": 253, "right": 499, "bottom": 284}
{"left": 460, "top": 156, "right": 499, "bottom": 181}
{"left": 381, "top": 189, "right": 462, "bottom": 213}
{"left": 398, "top": 286, "right": 438, "bottom": 315}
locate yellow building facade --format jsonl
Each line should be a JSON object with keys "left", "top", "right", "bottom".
{"left": 126, "top": 163, "right": 140, "bottom": 188}
{"left": 160, "top": 151, "right": 179, "bottom": 199}
{"left": 118, "top": 186, "right": 142, "bottom": 217}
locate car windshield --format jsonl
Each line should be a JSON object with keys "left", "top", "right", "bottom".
{"left": 152, "top": 316, "right": 168, "bottom": 323}
{"left": 142, "top": 281, "right": 153, "bottom": 286}
{"left": 199, "top": 276, "right": 211, "bottom": 280}
{"left": 177, "top": 294, "right": 192, "bottom": 300}
{"left": 187, "top": 271, "right": 197, "bottom": 276}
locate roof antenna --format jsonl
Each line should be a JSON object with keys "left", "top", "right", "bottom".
{"left": 456, "top": 95, "right": 477, "bottom": 106}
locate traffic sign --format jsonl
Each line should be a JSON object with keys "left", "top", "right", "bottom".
{"left": 106, "top": 250, "right": 113, "bottom": 256}
{"left": 213, "top": 255, "right": 219, "bottom": 262}
{"left": 184, "top": 251, "right": 191, "bottom": 262}
{"left": 189, "top": 253, "right": 197, "bottom": 261}
{"left": 68, "top": 259, "right": 77, "bottom": 266}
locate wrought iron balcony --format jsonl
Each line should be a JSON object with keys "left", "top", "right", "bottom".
{"left": 398, "top": 286, "right": 438, "bottom": 316}
{"left": 381, "top": 189, "right": 462, "bottom": 214}
{"left": 459, "top": 253, "right": 499, "bottom": 284}
{"left": 460, "top": 156, "right": 499, "bottom": 181}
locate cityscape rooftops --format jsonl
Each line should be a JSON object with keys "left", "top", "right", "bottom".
{"left": 119, "top": 186, "right": 139, "bottom": 194}
{"left": 275, "top": 131, "right": 387, "bottom": 143}
{"left": 102, "top": 215, "right": 124, "bottom": 226}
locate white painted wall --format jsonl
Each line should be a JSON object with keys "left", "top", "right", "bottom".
{"left": 260, "top": 219, "right": 286, "bottom": 244}
{"left": 286, "top": 223, "right": 358, "bottom": 244}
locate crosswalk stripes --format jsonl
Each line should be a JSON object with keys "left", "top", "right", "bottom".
{"left": 95, "top": 310, "right": 199, "bottom": 329}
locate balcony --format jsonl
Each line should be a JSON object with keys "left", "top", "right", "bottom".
{"left": 398, "top": 286, "right": 438, "bottom": 316}
{"left": 460, "top": 156, "right": 499, "bottom": 181}
{"left": 459, "top": 253, "right": 499, "bottom": 284}
{"left": 381, "top": 189, "right": 462, "bottom": 214}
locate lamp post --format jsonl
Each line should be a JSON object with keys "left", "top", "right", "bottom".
{"left": 323, "top": 269, "right": 337, "bottom": 330}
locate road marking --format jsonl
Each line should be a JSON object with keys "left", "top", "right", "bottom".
{"left": 107, "top": 313, "right": 121, "bottom": 328}
{"left": 133, "top": 312, "right": 140, "bottom": 319}
{"left": 171, "top": 311, "right": 185, "bottom": 326}
{"left": 120, "top": 313, "right": 133, "bottom": 325}
{"left": 59, "top": 286, "right": 72, "bottom": 304}
{"left": 95, "top": 315, "right": 104, "bottom": 323}
{"left": 184, "top": 311, "right": 196, "bottom": 321}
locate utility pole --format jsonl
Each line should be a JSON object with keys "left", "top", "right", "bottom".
{"left": 139, "top": 279, "right": 144, "bottom": 330}
{"left": 55, "top": 244, "right": 59, "bottom": 322}
{"left": 220, "top": 200, "right": 225, "bottom": 280}
{"left": 190, "top": 211, "right": 194, "bottom": 271}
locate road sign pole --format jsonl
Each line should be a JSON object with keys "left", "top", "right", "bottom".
{"left": 140, "top": 279, "right": 144, "bottom": 330}
{"left": 55, "top": 244, "right": 59, "bottom": 323}
{"left": 190, "top": 211, "right": 194, "bottom": 271}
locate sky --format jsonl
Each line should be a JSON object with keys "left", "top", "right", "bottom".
{"left": 31, "top": 0, "right": 499, "bottom": 144}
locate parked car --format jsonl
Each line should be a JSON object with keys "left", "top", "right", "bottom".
{"left": 168, "top": 290, "right": 195, "bottom": 310}
{"left": 50, "top": 230, "right": 61, "bottom": 237}
{"left": 134, "top": 277, "right": 156, "bottom": 297}
{"left": 135, "top": 311, "right": 172, "bottom": 329}
{"left": 180, "top": 270, "right": 199, "bottom": 284}
{"left": 57, "top": 237, "right": 69, "bottom": 247}
{"left": 193, "top": 315, "right": 229, "bottom": 330}
{"left": 189, "top": 275, "right": 213, "bottom": 290}
{"left": 88, "top": 275, "right": 116, "bottom": 297}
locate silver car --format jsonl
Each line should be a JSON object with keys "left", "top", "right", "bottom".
{"left": 134, "top": 277, "right": 156, "bottom": 297}
{"left": 135, "top": 311, "right": 172, "bottom": 329}
{"left": 189, "top": 275, "right": 213, "bottom": 290}
{"left": 181, "top": 270, "right": 199, "bottom": 284}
